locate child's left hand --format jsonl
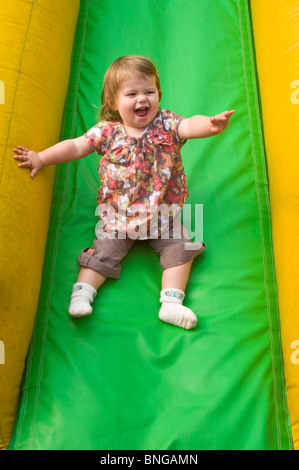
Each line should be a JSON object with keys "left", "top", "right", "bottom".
{"left": 210, "top": 110, "right": 235, "bottom": 134}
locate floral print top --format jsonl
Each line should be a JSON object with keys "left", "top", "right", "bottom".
{"left": 85, "top": 109, "right": 189, "bottom": 239}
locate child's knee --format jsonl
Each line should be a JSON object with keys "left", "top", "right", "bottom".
{"left": 77, "top": 237, "right": 134, "bottom": 279}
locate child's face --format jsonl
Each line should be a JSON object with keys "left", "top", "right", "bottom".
{"left": 115, "top": 73, "right": 160, "bottom": 135}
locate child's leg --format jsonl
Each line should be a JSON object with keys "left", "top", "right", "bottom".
{"left": 77, "top": 267, "right": 106, "bottom": 290}
{"left": 161, "top": 260, "right": 193, "bottom": 291}
{"left": 159, "top": 260, "right": 198, "bottom": 330}
{"left": 150, "top": 223, "right": 205, "bottom": 330}
{"left": 68, "top": 268, "right": 106, "bottom": 318}
{"left": 69, "top": 237, "right": 134, "bottom": 318}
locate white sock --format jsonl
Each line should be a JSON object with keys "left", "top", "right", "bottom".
{"left": 159, "top": 288, "right": 197, "bottom": 330}
{"left": 68, "top": 282, "right": 97, "bottom": 318}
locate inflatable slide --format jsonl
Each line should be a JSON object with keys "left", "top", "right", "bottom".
{"left": 0, "top": 0, "right": 298, "bottom": 450}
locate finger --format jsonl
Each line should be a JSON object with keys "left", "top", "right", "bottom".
{"left": 14, "top": 154, "right": 28, "bottom": 162}
{"left": 17, "top": 161, "right": 31, "bottom": 168}
{"left": 224, "top": 110, "right": 235, "bottom": 117}
{"left": 13, "top": 148, "right": 23, "bottom": 155}
{"left": 218, "top": 113, "right": 230, "bottom": 121}
{"left": 30, "top": 168, "right": 37, "bottom": 179}
{"left": 211, "top": 115, "right": 224, "bottom": 123}
{"left": 13, "top": 146, "right": 28, "bottom": 154}
{"left": 13, "top": 148, "right": 28, "bottom": 158}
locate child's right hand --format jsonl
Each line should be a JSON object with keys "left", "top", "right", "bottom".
{"left": 13, "top": 146, "right": 44, "bottom": 179}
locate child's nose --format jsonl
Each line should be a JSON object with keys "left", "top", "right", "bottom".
{"left": 137, "top": 94, "right": 147, "bottom": 103}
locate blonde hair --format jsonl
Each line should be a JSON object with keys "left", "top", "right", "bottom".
{"left": 99, "top": 55, "right": 162, "bottom": 122}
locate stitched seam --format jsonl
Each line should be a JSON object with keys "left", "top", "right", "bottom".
{"left": 248, "top": 0, "right": 292, "bottom": 448}
{"left": 15, "top": 3, "right": 80, "bottom": 448}
{"left": 238, "top": 0, "right": 280, "bottom": 448}
{"left": 9, "top": 0, "right": 75, "bottom": 440}
{"left": 239, "top": 0, "right": 285, "bottom": 449}
{"left": 29, "top": 0, "right": 90, "bottom": 449}
{"left": 9, "top": 1, "right": 36, "bottom": 449}
{"left": 12, "top": 0, "right": 90, "bottom": 449}
{"left": 246, "top": 1, "right": 292, "bottom": 449}
{"left": 245, "top": 1, "right": 292, "bottom": 448}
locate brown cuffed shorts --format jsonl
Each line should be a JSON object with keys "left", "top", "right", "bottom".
{"left": 77, "top": 225, "right": 206, "bottom": 279}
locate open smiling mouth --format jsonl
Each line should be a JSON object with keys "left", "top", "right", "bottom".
{"left": 135, "top": 107, "right": 149, "bottom": 117}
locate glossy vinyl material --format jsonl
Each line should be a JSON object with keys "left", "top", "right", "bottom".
{"left": 251, "top": 0, "right": 299, "bottom": 450}
{"left": 9, "top": 0, "right": 292, "bottom": 449}
{"left": 0, "top": 0, "right": 80, "bottom": 450}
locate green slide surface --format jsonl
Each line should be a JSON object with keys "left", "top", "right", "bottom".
{"left": 10, "top": 0, "right": 292, "bottom": 450}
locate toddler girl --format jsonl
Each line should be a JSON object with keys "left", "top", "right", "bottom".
{"left": 14, "top": 55, "right": 234, "bottom": 330}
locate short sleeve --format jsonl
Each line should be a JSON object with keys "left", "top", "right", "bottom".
{"left": 160, "top": 109, "right": 187, "bottom": 148}
{"left": 84, "top": 120, "right": 114, "bottom": 155}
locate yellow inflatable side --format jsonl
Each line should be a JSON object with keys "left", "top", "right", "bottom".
{"left": 0, "top": 0, "right": 80, "bottom": 450}
{"left": 251, "top": 0, "right": 299, "bottom": 449}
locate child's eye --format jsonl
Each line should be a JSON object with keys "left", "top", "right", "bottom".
{"left": 127, "top": 93, "right": 136, "bottom": 97}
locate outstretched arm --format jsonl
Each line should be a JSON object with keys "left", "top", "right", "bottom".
{"left": 13, "top": 135, "right": 93, "bottom": 178}
{"left": 178, "top": 110, "right": 235, "bottom": 140}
